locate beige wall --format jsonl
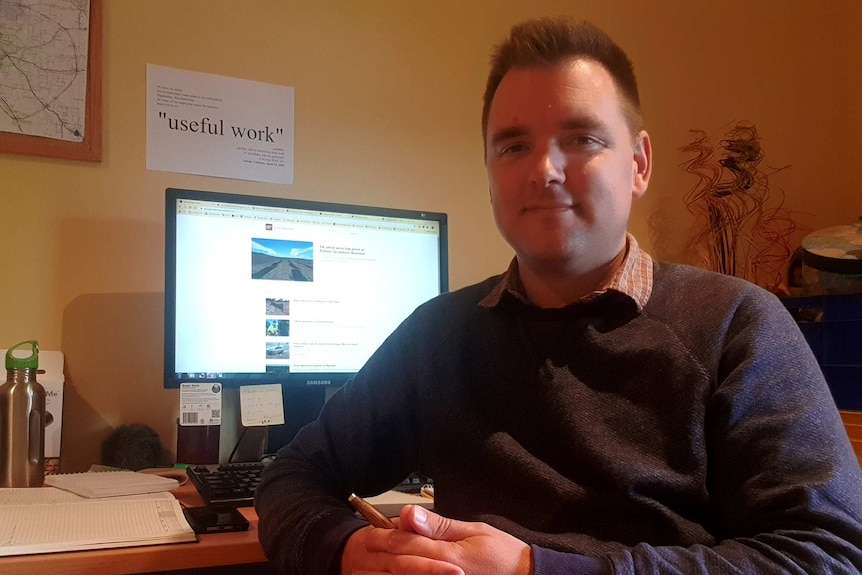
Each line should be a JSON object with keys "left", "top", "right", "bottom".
{"left": 2, "top": 1, "right": 860, "bottom": 470}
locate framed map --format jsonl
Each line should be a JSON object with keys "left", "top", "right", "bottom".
{"left": 0, "top": 0, "right": 101, "bottom": 161}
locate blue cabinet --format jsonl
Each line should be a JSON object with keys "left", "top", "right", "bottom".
{"left": 782, "top": 294, "right": 862, "bottom": 410}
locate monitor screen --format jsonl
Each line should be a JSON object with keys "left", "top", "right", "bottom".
{"left": 164, "top": 188, "right": 448, "bottom": 389}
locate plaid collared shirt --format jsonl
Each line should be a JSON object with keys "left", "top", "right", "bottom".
{"left": 478, "top": 233, "right": 654, "bottom": 311}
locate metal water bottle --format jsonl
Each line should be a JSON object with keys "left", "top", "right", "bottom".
{"left": 0, "top": 340, "right": 46, "bottom": 487}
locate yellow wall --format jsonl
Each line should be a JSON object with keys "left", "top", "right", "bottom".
{"left": 2, "top": 1, "right": 860, "bottom": 470}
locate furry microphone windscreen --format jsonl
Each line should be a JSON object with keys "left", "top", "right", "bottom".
{"left": 101, "top": 423, "right": 164, "bottom": 470}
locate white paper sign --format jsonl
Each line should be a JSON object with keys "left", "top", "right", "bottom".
{"left": 239, "top": 384, "right": 285, "bottom": 427}
{"left": 179, "top": 382, "right": 223, "bottom": 426}
{"left": 146, "top": 64, "right": 294, "bottom": 184}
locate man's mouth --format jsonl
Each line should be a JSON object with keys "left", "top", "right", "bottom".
{"left": 523, "top": 204, "right": 573, "bottom": 213}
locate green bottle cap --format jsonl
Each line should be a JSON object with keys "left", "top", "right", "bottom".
{"left": 5, "top": 340, "right": 39, "bottom": 369}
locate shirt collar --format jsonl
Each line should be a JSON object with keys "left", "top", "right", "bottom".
{"left": 479, "top": 233, "right": 654, "bottom": 312}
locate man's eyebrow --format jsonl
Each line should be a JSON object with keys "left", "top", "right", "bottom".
{"left": 559, "top": 117, "right": 606, "bottom": 132}
{"left": 488, "top": 126, "right": 527, "bottom": 147}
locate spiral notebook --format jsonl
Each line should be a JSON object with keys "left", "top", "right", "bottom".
{"left": 44, "top": 471, "right": 179, "bottom": 498}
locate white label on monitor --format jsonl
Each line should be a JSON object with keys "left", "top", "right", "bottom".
{"left": 179, "top": 382, "right": 223, "bottom": 426}
{"left": 240, "top": 384, "right": 285, "bottom": 427}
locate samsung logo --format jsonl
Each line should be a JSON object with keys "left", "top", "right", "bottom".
{"left": 307, "top": 380, "right": 332, "bottom": 386}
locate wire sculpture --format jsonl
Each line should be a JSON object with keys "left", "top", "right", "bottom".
{"left": 679, "top": 122, "right": 797, "bottom": 292}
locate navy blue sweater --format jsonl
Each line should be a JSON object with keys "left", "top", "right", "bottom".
{"left": 255, "top": 262, "right": 862, "bottom": 574}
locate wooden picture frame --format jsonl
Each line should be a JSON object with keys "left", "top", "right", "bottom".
{"left": 0, "top": 0, "right": 102, "bottom": 162}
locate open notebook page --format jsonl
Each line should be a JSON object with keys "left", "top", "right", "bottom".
{"left": 0, "top": 488, "right": 195, "bottom": 557}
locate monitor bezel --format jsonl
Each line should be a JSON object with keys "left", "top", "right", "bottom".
{"left": 163, "top": 187, "right": 448, "bottom": 389}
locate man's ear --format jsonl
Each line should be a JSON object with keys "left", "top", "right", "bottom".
{"left": 632, "top": 130, "right": 652, "bottom": 199}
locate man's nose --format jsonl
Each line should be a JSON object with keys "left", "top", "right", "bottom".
{"left": 530, "top": 145, "right": 566, "bottom": 187}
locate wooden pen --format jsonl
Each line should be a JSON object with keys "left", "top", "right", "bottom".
{"left": 348, "top": 493, "right": 396, "bottom": 529}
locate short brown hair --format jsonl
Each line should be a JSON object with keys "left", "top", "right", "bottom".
{"left": 482, "top": 17, "right": 643, "bottom": 143}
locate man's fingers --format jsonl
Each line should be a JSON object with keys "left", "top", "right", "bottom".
{"left": 399, "top": 505, "right": 479, "bottom": 541}
{"left": 350, "top": 536, "right": 465, "bottom": 575}
{"left": 360, "top": 510, "right": 530, "bottom": 575}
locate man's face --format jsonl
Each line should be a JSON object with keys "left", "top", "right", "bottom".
{"left": 45, "top": 458, "right": 60, "bottom": 475}
{"left": 485, "top": 58, "right": 651, "bottom": 276}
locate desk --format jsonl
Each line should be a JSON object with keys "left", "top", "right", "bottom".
{"left": 0, "top": 482, "right": 269, "bottom": 575}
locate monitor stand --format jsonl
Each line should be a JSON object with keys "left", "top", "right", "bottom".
{"left": 175, "top": 386, "right": 330, "bottom": 464}
{"left": 176, "top": 422, "right": 221, "bottom": 464}
{"left": 264, "top": 386, "right": 327, "bottom": 455}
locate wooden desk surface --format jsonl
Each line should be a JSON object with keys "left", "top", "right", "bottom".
{"left": 0, "top": 481, "right": 268, "bottom": 575}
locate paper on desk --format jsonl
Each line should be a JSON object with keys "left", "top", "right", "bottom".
{"left": 0, "top": 487, "right": 177, "bottom": 505}
{"left": 0, "top": 486, "right": 83, "bottom": 505}
{"left": 0, "top": 489, "right": 195, "bottom": 557}
{"left": 44, "top": 470, "right": 179, "bottom": 498}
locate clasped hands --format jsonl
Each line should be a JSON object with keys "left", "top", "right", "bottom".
{"left": 341, "top": 504, "right": 532, "bottom": 575}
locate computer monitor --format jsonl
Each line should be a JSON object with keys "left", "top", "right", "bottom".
{"left": 164, "top": 188, "right": 448, "bottom": 446}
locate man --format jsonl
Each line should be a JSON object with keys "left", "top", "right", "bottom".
{"left": 256, "top": 17, "right": 862, "bottom": 575}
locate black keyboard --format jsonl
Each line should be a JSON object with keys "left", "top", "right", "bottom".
{"left": 187, "top": 462, "right": 267, "bottom": 507}
{"left": 188, "top": 462, "right": 432, "bottom": 506}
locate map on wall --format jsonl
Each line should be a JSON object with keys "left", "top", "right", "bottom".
{"left": 0, "top": 0, "right": 91, "bottom": 142}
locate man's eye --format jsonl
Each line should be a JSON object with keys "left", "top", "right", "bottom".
{"left": 568, "top": 135, "right": 601, "bottom": 147}
{"left": 500, "top": 143, "right": 528, "bottom": 155}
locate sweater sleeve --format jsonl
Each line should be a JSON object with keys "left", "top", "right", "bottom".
{"left": 254, "top": 446, "right": 367, "bottom": 575}
{"left": 254, "top": 311, "right": 431, "bottom": 575}
{"left": 602, "top": 289, "right": 862, "bottom": 574}
{"left": 533, "top": 546, "right": 611, "bottom": 575}
{"left": 253, "top": 282, "right": 501, "bottom": 575}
